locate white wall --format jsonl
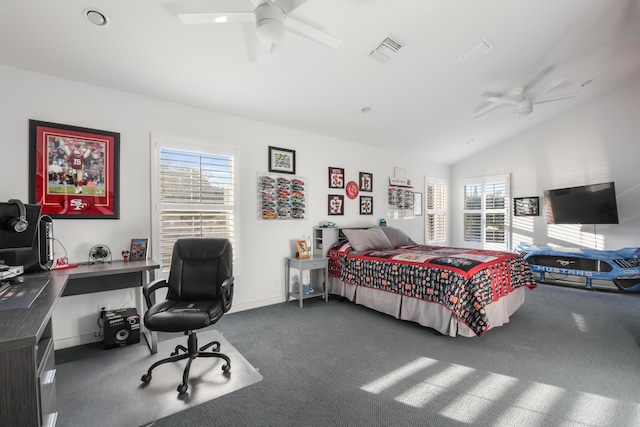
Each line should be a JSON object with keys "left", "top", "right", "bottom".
{"left": 451, "top": 76, "right": 640, "bottom": 251}
{"left": 0, "top": 65, "right": 449, "bottom": 347}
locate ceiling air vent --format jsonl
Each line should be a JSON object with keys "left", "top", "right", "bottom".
{"left": 369, "top": 36, "right": 402, "bottom": 63}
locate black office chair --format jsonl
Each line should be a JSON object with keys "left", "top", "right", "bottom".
{"left": 140, "top": 237, "right": 234, "bottom": 394}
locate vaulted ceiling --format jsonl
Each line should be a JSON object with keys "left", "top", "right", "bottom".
{"left": 1, "top": 0, "right": 639, "bottom": 164}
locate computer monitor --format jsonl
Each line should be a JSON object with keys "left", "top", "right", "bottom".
{"left": 0, "top": 201, "right": 42, "bottom": 262}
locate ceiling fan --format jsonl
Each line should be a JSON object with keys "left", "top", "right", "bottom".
{"left": 474, "top": 77, "right": 577, "bottom": 118}
{"left": 177, "top": 0, "right": 342, "bottom": 58}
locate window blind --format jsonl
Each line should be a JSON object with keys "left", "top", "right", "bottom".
{"left": 158, "top": 148, "right": 235, "bottom": 271}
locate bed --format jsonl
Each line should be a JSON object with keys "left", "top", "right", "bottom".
{"left": 326, "top": 226, "right": 536, "bottom": 337}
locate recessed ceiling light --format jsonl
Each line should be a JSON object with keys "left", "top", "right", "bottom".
{"left": 83, "top": 8, "right": 109, "bottom": 26}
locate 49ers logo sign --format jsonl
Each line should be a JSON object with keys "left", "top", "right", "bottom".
{"left": 61, "top": 198, "right": 93, "bottom": 212}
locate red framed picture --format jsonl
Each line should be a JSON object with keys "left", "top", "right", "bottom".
{"left": 328, "top": 167, "right": 344, "bottom": 189}
{"left": 328, "top": 195, "right": 344, "bottom": 215}
{"left": 29, "top": 120, "right": 120, "bottom": 219}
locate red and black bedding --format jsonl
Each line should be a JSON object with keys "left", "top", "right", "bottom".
{"left": 327, "top": 227, "right": 536, "bottom": 336}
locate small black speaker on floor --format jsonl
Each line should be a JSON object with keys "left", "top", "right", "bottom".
{"left": 102, "top": 308, "right": 140, "bottom": 350}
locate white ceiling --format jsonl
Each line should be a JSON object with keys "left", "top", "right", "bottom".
{"left": 1, "top": 0, "right": 639, "bottom": 165}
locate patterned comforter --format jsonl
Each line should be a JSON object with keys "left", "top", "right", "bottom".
{"left": 328, "top": 243, "right": 536, "bottom": 336}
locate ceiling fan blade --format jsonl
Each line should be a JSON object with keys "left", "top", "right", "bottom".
{"left": 532, "top": 93, "right": 578, "bottom": 104}
{"left": 274, "top": 0, "right": 310, "bottom": 14}
{"left": 178, "top": 12, "right": 255, "bottom": 24}
{"left": 529, "top": 77, "right": 565, "bottom": 99}
{"left": 486, "top": 97, "right": 517, "bottom": 106}
{"left": 285, "top": 18, "right": 342, "bottom": 48}
{"left": 473, "top": 103, "right": 512, "bottom": 119}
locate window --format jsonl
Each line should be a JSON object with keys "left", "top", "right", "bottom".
{"left": 425, "top": 177, "right": 447, "bottom": 244}
{"left": 151, "top": 135, "right": 236, "bottom": 273}
{"left": 461, "top": 174, "right": 510, "bottom": 250}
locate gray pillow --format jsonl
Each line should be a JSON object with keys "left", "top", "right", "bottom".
{"left": 378, "top": 226, "right": 417, "bottom": 247}
{"left": 342, "top": 227, "right": 393, "bottom": 251}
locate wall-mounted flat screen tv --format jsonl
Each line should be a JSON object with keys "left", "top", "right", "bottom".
{"left": 543, "top": 182, "right": 619, "bottom": 224}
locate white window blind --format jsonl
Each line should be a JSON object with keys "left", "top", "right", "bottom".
{"left": 425, "top": 177, "right": 447, "bottom": 244}
{"left": 151, "top": 136, "right": 236, "bottom": 273}
{"left": 461, "top": 174, "right": 510, "bottom": 250}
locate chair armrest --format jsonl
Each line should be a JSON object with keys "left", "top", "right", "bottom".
{"left": 221, "top": 277, "right": 234, "bottom": 313}
{"left": 143, "top": 278, "right": 168, "bottom": 308}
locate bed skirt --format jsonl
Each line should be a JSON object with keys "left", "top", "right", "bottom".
{"left": 328, "top": 276, "right": 526, "bottom": 337}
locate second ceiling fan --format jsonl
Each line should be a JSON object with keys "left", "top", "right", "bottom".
{"left": 177, "top": 0, "right": 342, "bottom": 58}
{"left": 475, "top": 77, "right": 577, "bottom": 118}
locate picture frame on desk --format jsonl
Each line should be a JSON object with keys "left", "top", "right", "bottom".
{"left": 130, "top": 238, "right": 148, "bottom": 261}
{"left": 296, "top": 239, "right": 310, "bottom": 259}
{"left": 29, "top": 119, "right": 120, "bottom": 219}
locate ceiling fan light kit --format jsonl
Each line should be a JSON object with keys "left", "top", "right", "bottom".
{"left": 255, "top": 3, "right": 285, "bottom": 44}
{"left": 515, "top": 99, "right": 533, "bottom": 116}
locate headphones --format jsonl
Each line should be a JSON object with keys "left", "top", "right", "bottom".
{"left": 7, "top": 199, "right": 28, "bottom": 233}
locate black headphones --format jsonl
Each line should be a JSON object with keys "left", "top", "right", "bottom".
{"left": 7, "top": 199, "right": 28, "bottom": 233}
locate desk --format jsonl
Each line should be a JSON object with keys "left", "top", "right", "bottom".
{"left": 0, "top": 259, "right": 159, "bottom": 427}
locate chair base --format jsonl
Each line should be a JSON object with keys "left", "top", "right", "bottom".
{"left": 141, "top": 330, "right": 231, "bottom": 394}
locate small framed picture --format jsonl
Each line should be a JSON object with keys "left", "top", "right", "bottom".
{"left": 328, "top": 194, "right": 344, "bottom": 215}
{"left": 328, "top": 167, "right": 345, "bottom": 189}
{"left": 359, "top": 172, "right": 373, "bottom": 192}
{"left": 296, "top": 239, "right": 310, "bottom": 259}
{"left": 360, "top": 196, "right": 373, "bottom": 215}
{"left": 130, "top": 238, "right": 149, "bottom": 261}
{"left": 514, "top": 197, "right": 540, "bottom": 216}
{"left": 268, "top": 146, "right": 296, "bottom": 174}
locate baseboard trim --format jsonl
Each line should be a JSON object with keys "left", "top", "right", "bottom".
{"left": 55, "top": 333, "right": 102, "bottom": 350}
{"left": 228, "top": 296, "right": 284, "bottom": 314}
{"left": 54, "top": 296, "right": 286, "bottom": 349}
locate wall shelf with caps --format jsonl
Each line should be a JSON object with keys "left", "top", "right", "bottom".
{"left": 258, "top": 173, "right": 308, "bottom": 221}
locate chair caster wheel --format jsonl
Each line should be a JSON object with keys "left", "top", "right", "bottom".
{"left": 170, "top": 351, "right": 178, "bottom": 356}
{"left": 141, "top": 373, "right": 152, "bottom": 383}
{"left": 222, "top": 363, "right": 231, "bottom": 373}
{"left": 177, "top": 384, "right": 188, "bottom": 394}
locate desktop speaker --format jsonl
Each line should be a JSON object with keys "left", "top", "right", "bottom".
{"left": 102, "top": 308, "right": 140, "bottom": 350}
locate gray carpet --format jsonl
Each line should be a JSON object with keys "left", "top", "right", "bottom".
{"left": 56, "top": 330, "right": 263, "bottom": 427}
{"left": 58, "top": 284, "right": 640, "bottom": 426}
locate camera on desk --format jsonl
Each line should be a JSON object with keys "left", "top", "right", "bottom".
{"left": 101, "top": 308, "right": 140, "bottom": 350}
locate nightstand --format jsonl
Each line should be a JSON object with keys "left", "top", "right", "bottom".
{"left": 285, "top": 255, "right": 329, "bottom": 308}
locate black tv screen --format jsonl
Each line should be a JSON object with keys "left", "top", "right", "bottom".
{"left": 543, "top": 182, "right": 619, "bottom": 224}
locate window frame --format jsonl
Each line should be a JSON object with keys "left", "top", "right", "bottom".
{"left": 424, "top": 176, "right": 448, "bottom": 245}
{"left": 150, "top": 133, "right": 239, "bottom": 276}
{"left": 460, "top": 174, "right": 510, "bottom": 251}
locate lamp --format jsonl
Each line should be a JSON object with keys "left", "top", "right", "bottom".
{"left": 255, "top": 3, "right": 285, "bottom": 44}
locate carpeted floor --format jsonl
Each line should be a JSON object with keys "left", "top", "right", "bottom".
{"left": 57, "top": 283, "right": 640, "bottom": 426}
{"left": 56, "top": 330, "right": 263, "bottom": 427}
